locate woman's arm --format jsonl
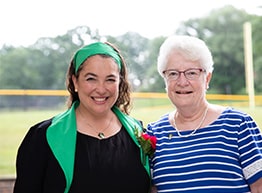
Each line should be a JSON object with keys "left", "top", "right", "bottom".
{"left": 250, "top": 177, "right": 262, "bottom": 193}
{"left": 150, "top": 185, "right": 157, "bottom": 193}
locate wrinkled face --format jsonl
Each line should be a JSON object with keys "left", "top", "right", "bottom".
{"left": 73, "top": 55, "right": 120, "bottom": 115}
{"left": 163, "top": 51, "right": 211, "bottom": 109}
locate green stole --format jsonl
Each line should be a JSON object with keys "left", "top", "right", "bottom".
{"left": 46, "top": 101, "right": 150, "bottom": 193}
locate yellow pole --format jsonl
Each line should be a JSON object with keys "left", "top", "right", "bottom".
{"left": 243, "top": 22, "right": 255, "bottom": 108}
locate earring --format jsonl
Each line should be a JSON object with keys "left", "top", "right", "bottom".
{"left": 75, "top": 89, "right": 78, "bottom": 92}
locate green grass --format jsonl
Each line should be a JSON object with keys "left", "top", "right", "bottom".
{"left": 1, "top": 98, "right": 262, "bottom": 177}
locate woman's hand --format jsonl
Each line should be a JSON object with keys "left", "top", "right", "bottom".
{"left": 250, "top": 177, "right": 262, "bottom": 193}
{"left": 151, "top": 185, "right": 157, "bottom": 193}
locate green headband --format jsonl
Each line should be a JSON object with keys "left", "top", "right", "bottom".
{"left": 73, "top": 42, "right": 122, "bottom": 73}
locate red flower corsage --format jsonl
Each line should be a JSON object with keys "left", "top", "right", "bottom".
{"left": 135, "top": 127, "right": 156, "bottom": 158}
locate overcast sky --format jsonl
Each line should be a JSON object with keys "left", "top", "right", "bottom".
{"left": 0, "top": 0, "right": 261, "bottom": 47}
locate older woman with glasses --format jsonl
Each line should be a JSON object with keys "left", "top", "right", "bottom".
{"left": 147, "top": 35, "right": 262, "bottom": 193}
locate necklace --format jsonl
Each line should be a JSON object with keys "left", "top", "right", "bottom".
{"left": 86, "top": 116, "right": 113, "bottom": 139}
{"left": 78, "top": 108, "right": 113, "bottom": 139}
{"left": 169, "top": 106, "right": 208, "bottom": 138}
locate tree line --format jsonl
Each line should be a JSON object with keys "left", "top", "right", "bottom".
{"left": 0, "top": 5, "right": 262, "bottom": 96}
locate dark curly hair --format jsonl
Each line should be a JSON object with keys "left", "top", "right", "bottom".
{"left": 65, "top": 42, "right": 132, "bottom": 114}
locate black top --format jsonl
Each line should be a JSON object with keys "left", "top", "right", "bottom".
{"left": 14, "top": 119, "right": 150, "bottom": 193}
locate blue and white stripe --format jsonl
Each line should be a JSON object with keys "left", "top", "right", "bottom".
{"left": 147, "top": 107, "right": 262, "bottom": 193}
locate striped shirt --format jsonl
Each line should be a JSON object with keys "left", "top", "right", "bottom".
{"left": 147, "top": 107, "right": 262, "bottom": 193}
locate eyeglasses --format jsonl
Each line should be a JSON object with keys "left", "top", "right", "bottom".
{"left": 163, "top": 68, "right": 206, "bottom": 81}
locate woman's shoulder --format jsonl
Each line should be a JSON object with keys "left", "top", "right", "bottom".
{"left": 17, "top": 118, "right": 54, "bottom": 157}
{"left": 209, "top": 104, "right": 248, "bottom": 117}
{"left": 209, "top": 104, "right": 255, "bottom": 126}
{"left": 30, "top": 118, "right": 53, "bottom": 132}
{"left": 23, "top": 118, "right": 53, "bottom": 141}
{"left": 147, "top": 113, "right": 169, "bottom": 127}
{"left": 201, "top": 104, "right": 253, "bottom": 128}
